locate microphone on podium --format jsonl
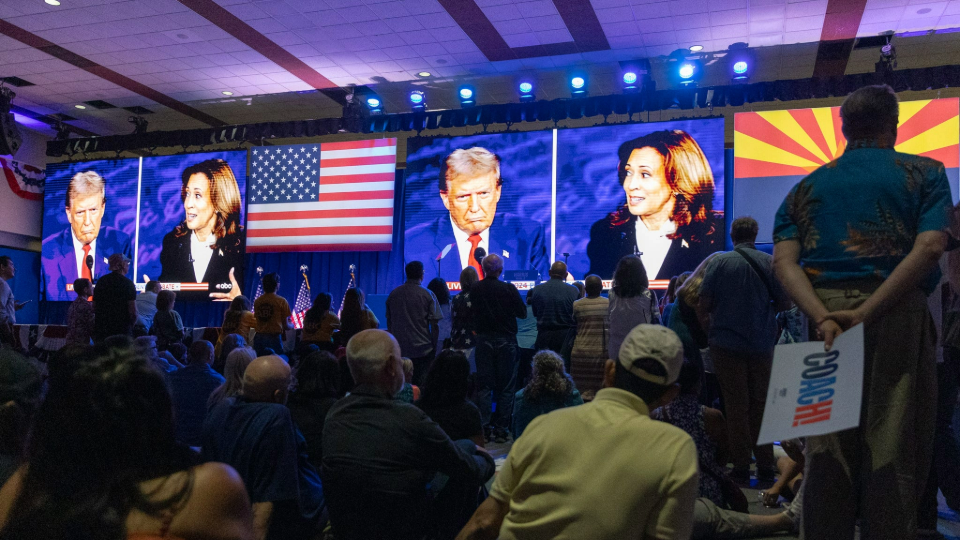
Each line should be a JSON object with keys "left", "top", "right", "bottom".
{"left": 85, "top": 255, "right": 94, "bottom": 282}
{"left": 473, "top": 246, "right": 486, "bottom": 265}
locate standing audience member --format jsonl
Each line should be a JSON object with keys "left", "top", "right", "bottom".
{"left": 515, "top": 297, "right": 538, "bottom": 388}
{"left": 65, "top": 278, "right": 95, "bottom": 346}
{"left": 218, "top": 295, "right": 256, "bottom": 360}
{"left": 202, "top": 355, "right": 324, "bottom": 540}
{"left": 607, "top": 255, "right": 660, "bottom": 362}
{"left": 661, "top": 271, "right": 691, "bottom": 327}
{"left": 337, "top": 287, "right": 378, "bottom": 347}
{"left": 168, "top": 340, "right": 225, "bottom": 447}
{"left": 0, "top": 344, "right": 254, "bottom": 540}
{"left": 699, "top": 216, "right": 791, "bottom": 482}
{"left": 136, "top": 280, "right": 161, "bottom": 331}
{"left": 450, "top": 267, "right": 479, "bottom": 357}
{"left": 208, "top": 346, "right": 257, "bottom": 408}
{"left": 0, "top": 348, "right": 41, "bottom": 487}
{"left": 511, "top": 350, "right": 583, "bottom": 439}
{"left": 151, "top": 290, "right": 186, "bottom": 351}
{"left": 322, "top": 330, "right": 495, "bottom": 540}
{"left": 456, "top": 325, "right": 697, "bottom": 540}
{"left": 418, "top": 349, "right": 485, "bottom": 447}
{"left": 0, "top": 256, "right": 25, "bottom": 346}
{"left": 215, "top": 333, "right": 247, "bottom": 375}
{"left": 669, "top": 254, "right": 720, "bottom": 371}
{"left": 300, "top": 293, "right": 340, "bottom": 352}
{"left": 527, "top": 261, "right": 579, "bottom": 365}
{"left": 287, "top": 350, "right": 341, "bottom": 472}
{"left": 253, "top": 273, "right": 291, "bottom": 356}
{"left": 427, "top": 277, "right": 453, "bottom": 350}
{"left": 93, "top": 253, "right": 137, "bottom": 342}
{"left": 773, "top": 84, "right": 952, "bottom": 540}
{"left": 470, "top": 254, "right": 527, "bottom": 443}
{"left": 386, "top": 261, "right": 443, "bottom": 384}
{"left": 395, "top": 357, "right": 419, "bottom": 404}
{"left": 570, "top": 274, "right": 610, "bottom": 395}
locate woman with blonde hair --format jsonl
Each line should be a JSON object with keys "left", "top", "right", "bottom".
{"left": 207, "top": 346, "right": 257, "bottom": 409}
{"left": 159, "top": 159, "right": 245, "bottom": 297}
{"left": 511, "top": 350, "right": 583, "bottom": 439}
{"left": 588, "top": 129, "right": 723, "bottom": 280}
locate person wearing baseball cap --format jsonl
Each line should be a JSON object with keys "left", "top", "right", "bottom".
{"left": 457, "top": 324, "right": 698, "bottom": 540}
{"left": 93, "top": 252, "right": 137, "bottom": 342}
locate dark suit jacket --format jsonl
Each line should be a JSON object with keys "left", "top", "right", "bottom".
{"left": 158, "top": 226, "right": 245, "bottom": 294}
{"left": 587, "top": 208, "right": 724, "bottom": 280}
{"left": 41, "top": 226, "right": 132, "bottom": 301}
{"left": 404, "top": 213, "right": 548, "bottom": 283}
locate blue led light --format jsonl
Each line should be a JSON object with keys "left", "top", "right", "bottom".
{"left": 623, "top": 72, "right": 638, "bottom": 85}
{"left": 733, "top": 61, "right": 748, "bottom": 75}
{"left": 571, "top": 76, "right": 585, "bottom": 89}
{"left": 410, "top": 91, "right": 423, "bottom": 104}
{"left": 678, "top": 63, "right": 695, "bottom": 79}
{"left": 459, "top": 88, "right": 473, "bottom": 100}
{"left": 366, "top": 97, "right": 381, "bottom": 108}
{"left": 519, "top": 82, "right": 533, "bottom": 94}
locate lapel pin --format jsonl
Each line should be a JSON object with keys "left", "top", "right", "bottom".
{"left": 681, "top": 240, "right": 689, "bottom": 249}
{"left": 503, "top": 250, "right": 510, "bottom": 258}
{"left": 103, "top": 257, "right": 108, "bottom": 264}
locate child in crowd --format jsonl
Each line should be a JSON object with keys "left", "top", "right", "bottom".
{"left": 395, "top": 357, "right": 421, "bottom": 403}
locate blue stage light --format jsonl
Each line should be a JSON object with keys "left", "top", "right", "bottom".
{"left": 678, "top": 63, "right": 695, "bottom": 79}
{"left": 410, "top": 92, "right": 423, "bottom": 104}
{"left": 458, "top": 86, "right": 476, "bottom": 107}
{"left": 571, "top": 76, "right": 585, "bottom": 89}
{"left": 459, "top": 87, "right": 473, "bottom": 100}
{"left": 733, "top": 61, "right": 748, "bottom": 75}
{"left": 519, "top": 82, "right": 533, "bottom": 94}
{"left": 623, "top": 72, "right": 638, "bottom": 85}
{"left": 366, "top": 97, "right": 381, "bottom": 108}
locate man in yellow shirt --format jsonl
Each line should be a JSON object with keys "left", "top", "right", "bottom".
{"left": 457, "top": 324, "right": 698, "bottom": 540}
{"left": 253, "top": 272, "right": 292, "bottom": 356}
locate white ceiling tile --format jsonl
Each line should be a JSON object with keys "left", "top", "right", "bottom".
{"left": 222, "top": 3, "right": 271, "bottom": 20}
{"left": 632, "top": 2, "right": 673, "bottom": 18}
{"left": 503, "top": 33, "right": 541, "bottom": 47}
{"left": 604, "top": 21, "right": 640, "bottom": 36}
{"left": 537, "top": 28, "right": 574, "bottom": 44}
{"left": 785, "top": 14, "right": 824, "bottom": 31}
{"left": 784, "top": 28, "right": 822, "bottom": 43}
{"left": 749, "top": 32, "right": 784, "bottom": 46}
{"left": 429, "top": 26, "right": 470, "bottom": 41}
{"left": 398, "top": 30, "right": 438, "bottom": 45}
{"left": 518, "top": 0, "right": 561, "bottom": 17}
{"left": 304, "top": 10, "right": 349, "bottom": 26}
{"left": 368, "top": 1, "right": 412, "bottom": 17}
{"left": 785, "top": 0, "right": 827, "bottom": 18}
{"left": 668, "top": 0, "right": 702, "bottom": 16}
{"left": 596, "top": 6, "right": 635, "bottom": 22}
{"left": 712, "top": 23, "right": 749, "bottom": 39}
{"left": 711, "top": 8, "right": 749, "bottom": 25}
{"left": 385, "top": 16, "right": 425, "bottom": 32}
{"left": 750, "top": 18, "right": 784, "bottom": 33}
{"left": 672, "top": 12, "right": 711, "bottom": 29}
{"left": 643, "top": 30, "right": 677, "bottom": 45}
{"left": 494, "top": 18, "right": 533, "bottom": 34}
{"left": 336, "top": 5, "right": 380, "bottom": 22}
{"left": 591, "top": 0, "right": 631, "bottom": 8}
{"left": 440, "top": 39, "right": 480, "bottom": 54}
{"left": 354, "top": 20, "right": 394, "bottom": 35}
{"left": 483, "top": 4, "right": 523, "bottom": 21}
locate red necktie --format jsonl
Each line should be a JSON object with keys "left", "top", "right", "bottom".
{"left": 81, "top": 244, "right": 92, "bottom": 281}
{"left": 467, "top": 234, "right": 484, "bottom": 278}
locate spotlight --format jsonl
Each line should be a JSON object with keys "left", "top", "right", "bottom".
{"left": 670, "top": 57, "right": 702, "bottom": 87}
{"left": 409, "top": 90, "right": 425, "bottom": 112}
{"left": 619, "top": 59, "right": 653, "bottom": 94}
{"left": 623, "top": 72, "right": 637, "bottom": 85}
{"left": 679, "top": 63, "right": 695, "bottom": 79}
{"left": 727, "top": 45, "right": 754, "bottom": 82}
{"left": 365, "top": 95, "right": 383, "bottom": 115}
{"left": 570, "top": 75, "right": 587, "bottom": 97}
{"left": 876, "top": 38, "right": 897, "bottom": 73}
{"left": 519, "top": 81, "right": 535, "bottom": 102}
{"left": 458, "top": 85, "right": 476, "bottom": 107}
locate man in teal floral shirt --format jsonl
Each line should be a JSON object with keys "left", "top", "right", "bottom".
{"left": 773, "top": 85, "right": 953, "bottom": 540}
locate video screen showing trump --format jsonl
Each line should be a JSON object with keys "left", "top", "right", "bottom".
{"left": 137, "top": 151, "right": 248, "bottom": 299}
{"left": 41, "top": 159, "right": 139, "bottom": 302}
{"left": 555, "top": 119, "right": 726, "bottom": 285}
{"left": 404, "top": 132, "right": 552, "bottom": 285}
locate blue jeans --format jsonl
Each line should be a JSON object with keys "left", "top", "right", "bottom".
{"left": 253, "top": 333, "right": 283, "bottom": 357}
{"left": 475, "top": 333, "right": 519, "bottom": 430}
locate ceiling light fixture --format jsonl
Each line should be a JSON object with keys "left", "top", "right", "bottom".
{"left": 417, "top": 71, "right": 431, "bottom": 78}
{"left": 45, "top": 0, "right": 61, "bottom": 5}
{"left": 222, "top": 91, "right": 234, "bottom": 96}
{"left": 689, "top": 45, "right": 703, "bottom": 52}
{"left": 74, "top": 104, "right": 86, "bottom": 109}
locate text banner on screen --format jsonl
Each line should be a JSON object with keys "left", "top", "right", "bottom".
{"left": 734, "top": 98, "right": 960, "bottom": 243}
{"left": 247, "top": 140, "right": 397, "bottom": 253}
{"left": 757, "top": 324, "right": 864, "bottom": 445}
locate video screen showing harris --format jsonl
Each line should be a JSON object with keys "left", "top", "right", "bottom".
{"left": 403, "top": 118, "right": 725, "bottom": 286}
{"left": 41, "top": 151, "right": 247, "bottom": 302}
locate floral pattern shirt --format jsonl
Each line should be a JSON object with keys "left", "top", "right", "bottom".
{"left": 653, "top": 394, "right": 725, "bottom": 506}
{"left": 773, "top": 141, "right": 953, "bottom": 291}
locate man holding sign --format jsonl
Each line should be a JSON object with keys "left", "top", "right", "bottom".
{"left": 773, "top": 85, "right": 953, "bottom": 540}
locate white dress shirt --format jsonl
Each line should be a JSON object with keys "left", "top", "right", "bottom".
{"left": 190, "top": 232, "right": 216, "bottom": 282}
{"left": 450, "top": 217, "right": 490, "bottom": 271}
{"left": 71, "top": 233, "right": 97, "bottom": 280}
{"left": 635, "top": 219, "right": 675, "bottom": 280}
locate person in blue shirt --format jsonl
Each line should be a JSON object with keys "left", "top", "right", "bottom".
{"left": 167, "top": 340, "right": 224, "bottom": 447}
{"left": 773, "top": 84, "right": 953, "bottom": 540}
{"left": 512, "top": 350, "right": 583, "bottom": 439}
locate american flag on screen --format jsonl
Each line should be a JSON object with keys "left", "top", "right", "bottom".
{"left": 291, "top": 270, "right": 312, "bottom": 330}
{"left": 246, "top": 140, "right": 397, "bottom": 252}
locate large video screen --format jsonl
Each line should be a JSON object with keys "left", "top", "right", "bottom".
{"left": 405, "top": 132, "right": 552, "bottom": 284}
{"left": 41, "top": 152, "right": 247, "bottom": 301}
{"left": 735, "top": 98, "right": 960, "bottom": 243}
{"left": 404, "top": 119, "right": 725, "bottom": 288}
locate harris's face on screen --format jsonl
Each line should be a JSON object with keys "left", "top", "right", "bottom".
{"left": 623, "top": 147, "right": 675, "bottom": 226}
{"left": 66, "top": 192, "right": 105, "bottom": 245}
{"left": 440, "top": 171, "right": 502, "bottom": 235}
{"left": 183, "top": 173, "right": 217, "bottom": 236}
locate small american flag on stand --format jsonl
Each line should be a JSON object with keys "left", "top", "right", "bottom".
{"left": 246, "top": 140, "right": 397, "bottom": 252}
{"left": 252, "top": 267, "right": 264, "bottom": 301}
{"left": 291, "top": 266, "right": 312, "bottom": 330}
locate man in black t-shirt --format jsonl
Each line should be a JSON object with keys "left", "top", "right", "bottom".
{"left": 93, "top": 253, "right": 137, "bottom": 343}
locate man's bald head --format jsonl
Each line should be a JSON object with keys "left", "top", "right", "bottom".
{"left": 482, "top": 253, "right": 503, "bottom": 278}
{"left": 549, "top": 261, "right": 567, "bottom": 280}
{"left": 241, "top": 355, "right": 292, "bottom": 403}
{"left": 346, "top": 329, "right": 403, "bottom": 395}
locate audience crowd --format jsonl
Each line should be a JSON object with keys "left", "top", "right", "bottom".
{"left": 0, "top": 85, "right": 958, "bottom": 540}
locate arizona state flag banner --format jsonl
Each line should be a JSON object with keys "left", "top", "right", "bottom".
{"left": 734, "top": 98, "right": 959, "bottom": 241}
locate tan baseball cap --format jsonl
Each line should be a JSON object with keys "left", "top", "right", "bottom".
{"left": 618, "top": 324, "right": 684, "bottom": 386}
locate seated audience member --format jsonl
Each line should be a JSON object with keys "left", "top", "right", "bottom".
{"left": 253, "top": 273, "right": 292, "bottom": 356}
{"left": 418, "top": 349, "right": 485, "bottom": 447}
{"left": 335, "top": 287, "right": 379, "bottom": 348}
{"left": 395, "top": 357, "right": 421, "bottom": 404}
{"left": 218, "top": 295, "right": 256, "bottom": 361}
{"left": 135, "top": 335, "right": 180, "bottom": 373}
{"left": 168, "top": 341, "right": 225, "bottom": 447}
{"left": 202, "top": 355, "right": 324, "bottom": 540}
{"left": 511, "top": 350, "right": 583, "bottom": 439}
{"left": 323, "top": 330, "right": 495, "bottom": 540}
{"left": 165, "top": 342, "right": 188, "bottom": 366}
{"left": 65, "top": 278, "right": 95, "bottom": 346}
{"left": 151, "top": 290, "right": 186, "bottom": 351}
{"left": 653, "top": 361, "right": 738, "bottom": 510}
{"left": 337, "top": 356, "right": 355, "bottom": 397}
{"left": 456, "top": 325, "right": 697, "bottom": 540}
{"left": 569, "top": 274, "right": 610, "bottom": 396}
{"left": 136, "top": 280, "right": 161, "bottom": 331}
{"left": 0, "top": 348, "right": 42, "bottom": 487}
{"left": 208, "top": 346, "right": 257, "bottom": 409}
{"left": 0, "top": 344, "right": 253, "bottom": 540}
{"left": 287, "top": 350, "right": 340, "bottom": 472}
{"left": 761, "top": 439, "right": 805, "bottom": 507}
{"left": 300, "top": 293, "right": 340, "bottom": 352}
{"left": 215, "top": 333, "right": 247, "bottom": 375}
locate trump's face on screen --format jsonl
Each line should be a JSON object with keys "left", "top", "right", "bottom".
{"left": 65, "top": 172, "right": 106, "bottom": 246}
{"left": 439, "top": 147, "right": 503, "bottom": 236}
